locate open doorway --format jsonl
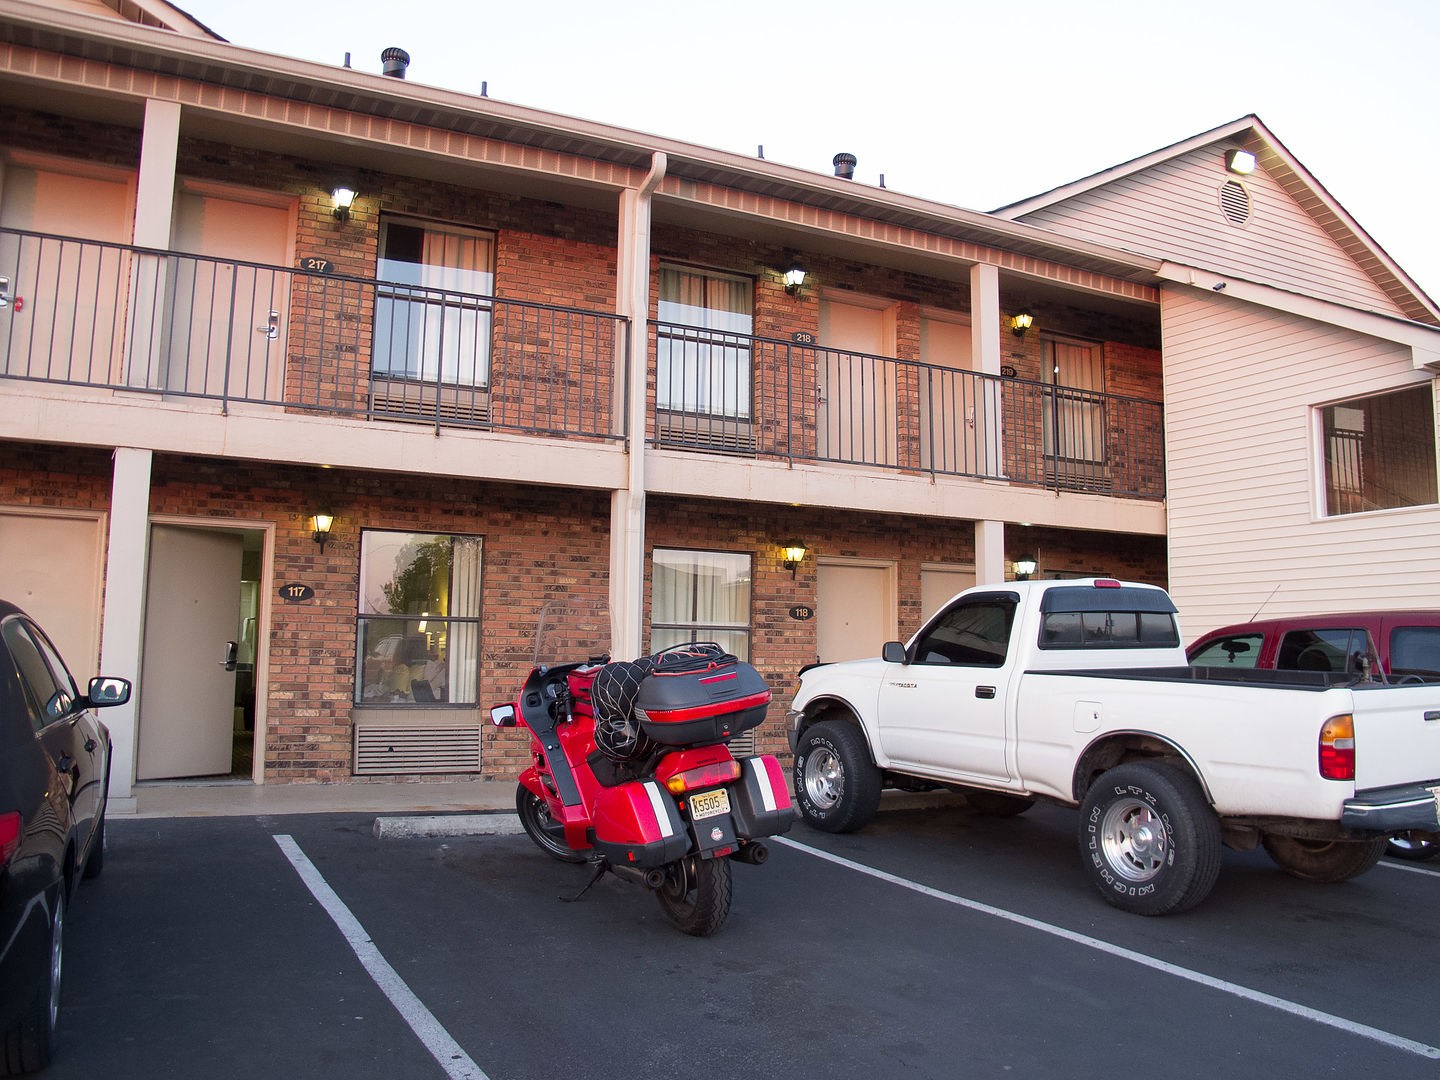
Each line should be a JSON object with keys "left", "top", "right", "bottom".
{"left": 137, "top": 523, "right": 267, "bottom": 781}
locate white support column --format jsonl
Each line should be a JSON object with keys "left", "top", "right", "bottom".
{"left": 134, "top": 99, "right": 180, "bottom": 248}
{"left": 609, "top": 153, "right": 666, "bottom": 659}
{"left": 99, "top": 447, "right": 153, "bottom": 811}
{"left": 974, "top": 519, "right": 1006, "bottom": 587}
{"left": 970, "top": 263, "right": 1007, "bottom": 586}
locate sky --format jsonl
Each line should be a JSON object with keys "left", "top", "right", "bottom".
{"left": 178, "top": 0, "right": 1440, "bottom": 301}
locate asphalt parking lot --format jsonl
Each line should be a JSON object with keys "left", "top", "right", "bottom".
{"left": 44, "top": 802, "right": 1440, "bottom": 1080}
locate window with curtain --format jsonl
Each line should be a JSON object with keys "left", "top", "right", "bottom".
{"left": 374, "top": 218, "right": 495, "bottom": 388}
{"left": 1321, "top": 385, "right": 1438, "bottom": 515}
{"left": 1043, "top": 340, "right": 1105, "bottom": 464}
{"left": 356, "top": 530, "right": 482, "bottom": 705}
{"left": 650, "top": 549, "right": 752, "bottom": 660}
{"left": 656, "top": 266, "right": 754, "bottom": 417}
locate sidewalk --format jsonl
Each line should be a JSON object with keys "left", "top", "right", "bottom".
{"left": 121, "top": 778, "right": 516, "bottom": 819}
{"left": 119, "top": 777, "right": 961, "bottom": 821}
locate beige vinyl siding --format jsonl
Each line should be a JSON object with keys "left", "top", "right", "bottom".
{"left": 1161, "top": 288, "right": 1440, "bottom": 640}
{"left": 1019, "top": 145, "right": 1406, "bottom": 319}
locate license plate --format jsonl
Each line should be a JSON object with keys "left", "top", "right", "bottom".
{"left": 689, "top": 788, "right": 731, "bottom": 820}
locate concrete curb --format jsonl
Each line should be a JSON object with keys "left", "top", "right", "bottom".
{"left": 373, "top": 813, "right": 524, "bottom": 839}
{"left": 372, "top": 789, "right": 967, "bottom": 839}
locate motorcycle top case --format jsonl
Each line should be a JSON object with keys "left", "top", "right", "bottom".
{"left": 591, "top": 780, "right": 690, "bottom": 868}
{"left": 633, "top": 644, "right": 772, "bottom": 745}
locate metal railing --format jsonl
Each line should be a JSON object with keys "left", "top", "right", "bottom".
{"left": 0, "top": 228, "right": 626, "bottom": 441}
{"left": 650, "top": 321, "right": 1166, "bottom": 498}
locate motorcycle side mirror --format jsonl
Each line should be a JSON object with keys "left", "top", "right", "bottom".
{"left": 489, "top": 704, "right": 518, "bottom": 727}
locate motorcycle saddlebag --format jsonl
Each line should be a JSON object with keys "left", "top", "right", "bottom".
{"left": 728, "top": 755, "right": 795, "bottom": 839}
{"left": 634, "top": 644, "right": 772, "bottom": 746}
{"left": 590, "top": 780, "right": 690, "bottom": 868}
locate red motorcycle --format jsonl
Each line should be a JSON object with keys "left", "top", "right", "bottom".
{"left": 489, "top": 602, "right": 793, "bottom": 936}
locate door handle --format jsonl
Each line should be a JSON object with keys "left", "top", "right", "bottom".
{"left": 256, "top": 311, "right": 279, "bottom": 340}
{"left": 222, "top": 640, "right": 238, "bottom": 671}
{"left": 57, "top": 754, "right": 76, "bottom": 773}
{"left": 975, "top": 686, "right": 996, "bottom": 699}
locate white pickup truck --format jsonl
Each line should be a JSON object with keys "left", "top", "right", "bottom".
{"left": 786, "top": 578, "right": 1440, "bottom": 915}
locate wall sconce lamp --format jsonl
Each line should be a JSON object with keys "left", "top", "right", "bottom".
{"left": 331, "top": 186, "right": 358, "bottom": 221}
{"left": 783, "top": 263, "right": 808, "bottom": 297}
{"left": 1011, "top": 311, "right": 1034, "bottom": 337}
{"left": 1014, "top": 554, "right": 1037, "bottom": 581}
{"left": 311, "top": 511, "right": 335, "bottom": 554}
{"left": 781, "top": 540, "right": 808, "bottom": 579}
{"left": 1225, "top": 149, "right": 1257, "bottom": 175}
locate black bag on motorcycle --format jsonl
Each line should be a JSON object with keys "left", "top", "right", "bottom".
{"left": 633, "top": 643, "right": 772, "bottom": 746}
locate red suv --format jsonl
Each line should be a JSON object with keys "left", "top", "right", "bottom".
{"left": 1188, "top": 610, "right": 1440, "bottom": 861}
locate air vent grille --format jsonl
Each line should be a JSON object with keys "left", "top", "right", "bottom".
{"left": 1219, "top": 180, "right": 1251, "bottom": 225}
{"left": 354, "top": 725, "right": 483, "bottom": 775}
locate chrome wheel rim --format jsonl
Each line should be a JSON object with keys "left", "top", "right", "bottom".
{"left": 1100, "top": 798, "right": 1169, "bottom": 883}
{"left": 803, "top": 746, "right": 844, "bottom": 810}
{"left": 48, "top": 895, "right": 64, "bottom": 1031}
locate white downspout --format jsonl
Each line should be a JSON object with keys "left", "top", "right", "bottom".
{"left": 610, "top": 152, "right": 667, "bottom": 658}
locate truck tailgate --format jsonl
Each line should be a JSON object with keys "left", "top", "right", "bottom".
{"left": 1352, "top": 684, "right": 1440, "bottom": 790}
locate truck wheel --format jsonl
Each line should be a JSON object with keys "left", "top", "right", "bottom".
{"left": 1078, "top": 761, "right": 1221, "bottom": 916}
{"left": 964, "top": 789, "right": 1035, "bottom": 818}
{"left": 793, "top": 721, "right": 882, "bottom": 834}
{"left": 1386, "top": 831, "right": 1440, "bottom": 861}
{"left": 1261, "top": 834, "right": 1387, "bottom": 882}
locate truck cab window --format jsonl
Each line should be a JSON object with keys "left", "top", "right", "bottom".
{"left": 912, "top": 600, "right": 1015, "bottom": 667}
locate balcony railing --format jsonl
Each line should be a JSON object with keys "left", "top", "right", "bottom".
{"left": 651, "top": 321, "right": 1165, "bottom": 498}
{"left": 0, "top": 228, "right": 626, "bottom": 441}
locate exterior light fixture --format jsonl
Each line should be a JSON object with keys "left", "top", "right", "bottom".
{"left": 331, "top": 186, "right": 357, "bottom": 221}
{"left": 1225, "top": 149, "right": 1256, "bottom": 175}
{"left": 783, "top": 264, "right": 808, "bottom": 296}
{"left": 311, "top": 511, "right": 335, "bottom": 553}
{"left": 781, "top": 540, "right": 808, "bottom": 579}
{"left": 1014, "top": 554, "right": 1037, "bottom": 580}
{"left": 1011, "top": 311, "right": 1034, "bottom": 337}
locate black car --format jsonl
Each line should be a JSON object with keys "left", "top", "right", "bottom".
{"left": 0, "top": 600, "right": 129, "bottom": 1075}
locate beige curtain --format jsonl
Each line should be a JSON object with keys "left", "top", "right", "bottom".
{"left": 657, "top": 267, "right": 752, "bottom": 416}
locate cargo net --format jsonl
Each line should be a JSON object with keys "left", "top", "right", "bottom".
{"left": 590, "top": 657, "right": 657, "bottom": 761}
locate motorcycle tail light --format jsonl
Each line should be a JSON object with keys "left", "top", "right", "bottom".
{"left": 0, "top": 811, "right": 20, "bottom": 865}
{"left": 1319, "top": 714, "right": 1355, "bottom": 781}
{"left": 664, "top": 760, "right": 742, "bottom": 795}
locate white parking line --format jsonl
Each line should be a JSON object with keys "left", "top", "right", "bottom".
{"left": 274, "top": 835, "right": 490, "bottom": 1080}
{"left": 775, "top": 836, "right": 1440, "bottom": 1061}
{"left": 1381, "top": 859, "right": 1440, "bottom": 879}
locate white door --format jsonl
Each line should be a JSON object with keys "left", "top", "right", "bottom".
{"left": 137, "top": 525, "right": 244, "bottom": 780}
{"left": 817, "top": 562, "right": 894, "bottom": 663}
{"left": 0, "top": 165, "right": 133, "bottom": 383}
{"left": 818, "top": 299, "right": 897, "bottom": 465}
{"left": 920, "top": 566, "right": 976, "bottom": 625}
{"left": 163, "top": 192, "right": 291, "bottom": 401}
{"left": 0, "top": 513, "right": 104, "bottom": 676}
{"left": 919, "top": 315, "right": 988, "bottom": 475}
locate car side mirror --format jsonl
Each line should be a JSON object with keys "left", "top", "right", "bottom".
{"left": 86, "top": 676, "right": 131, "bottom": 708}
{"left": 882, "top": 641, "right": 908, "bottom": 665}
{"left": 489, "top": 704, "right": 518, "bottom": 727}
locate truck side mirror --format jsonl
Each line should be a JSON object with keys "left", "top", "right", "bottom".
{"left": 882, "top": 641, "right": 908, "bottom": 664}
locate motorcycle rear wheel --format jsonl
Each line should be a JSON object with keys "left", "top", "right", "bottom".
{"left": 657, "top": 855, "right": 732, "bottom": 937}
{"left": 516, "top": 785, "right": 586, "bottom": 863}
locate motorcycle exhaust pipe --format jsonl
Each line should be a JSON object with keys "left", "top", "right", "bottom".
{"left": 608, "top": 862, "right": 665, "bottom": 890}
{"left": 731, "top": 841, "right": 769, "bottom": 865}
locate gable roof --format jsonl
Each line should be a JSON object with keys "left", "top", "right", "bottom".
{"left": 46, "top": 0, "right": 221, "bottom": 39}
{"left": 994, "top": 115, "right": 1438, "bottom": 326}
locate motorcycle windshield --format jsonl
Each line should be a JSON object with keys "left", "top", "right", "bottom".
{"left": 532, "top": 596, "right": 613, "bottom": 669}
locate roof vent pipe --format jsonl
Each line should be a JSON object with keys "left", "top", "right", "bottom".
{"left": 381, "top": 47, "right": 411, "bottom": 79}
{"left": 833, "top": 153, "right": 857, "bottom": 180}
